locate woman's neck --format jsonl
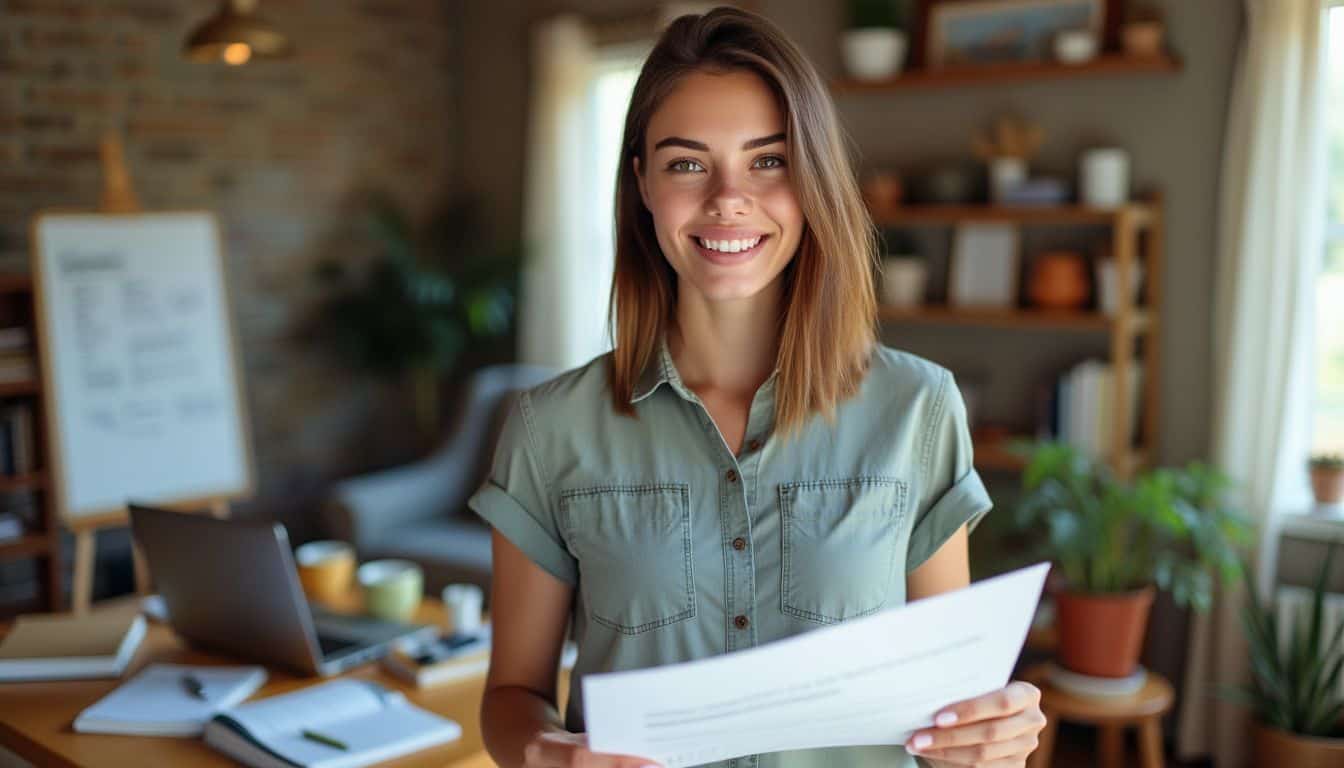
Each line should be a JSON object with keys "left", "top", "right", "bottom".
{"left": 668, "top": 279, "right": 782, "bottom": 399}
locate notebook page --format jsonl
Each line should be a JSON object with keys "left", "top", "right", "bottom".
{"left": 223, "top": 680, "right": 386, "bottom": 741}
{"left": 260, "top": 700, "right": 460, "bottom": 768}
{"left": 76, "top": 664, "right": 266, "bottom": 729}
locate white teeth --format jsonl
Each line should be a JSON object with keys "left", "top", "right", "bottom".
{"left": 697, "top": 236, "right": 761, "bottom": 253}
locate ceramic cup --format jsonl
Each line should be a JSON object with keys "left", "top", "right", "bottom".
{"left": 294, "top": 540, "right": 355, "bottom": 606}
{"left": 358, "top": 559, "right": 424, "bottom": 622}
{"left": 441, "top": 583, "right": 485, "bottom": 635}
{"left": 881, "top": 257, "right": 928, "bottom": 308}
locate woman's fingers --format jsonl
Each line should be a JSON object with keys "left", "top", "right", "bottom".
{"left": 931, "top": 681, "right": 1042, "bottom": 728}
{"left": 912, "top": 730, "right": 1039, "bottom": 765}
{"left": 524, "top": 731, "right": 662, "bottom": 768}
{"left": 908, "top": 707, "right": 1046, "bottom": 751}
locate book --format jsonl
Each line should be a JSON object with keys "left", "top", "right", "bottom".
{"left": 382, "top": 628, "right": 491, "bottom": 688}
{"left": 203, "top": 679, "right": 462, "bottom": 768}
{"left": 74, "top": 663, "right": 268, "bottom": 736}
{"left": 0, "top": 512, "right": 21, "bottom": 542}
{"left": 0, "top": 605, "right": 146, "bottom": 681}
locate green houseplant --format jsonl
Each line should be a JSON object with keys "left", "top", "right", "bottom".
{"left": 1239, "top": 544, "right": 1344, "bottom": 765}
{"left": 842, "top": 0, "right": 911, "bottom": 81}
{"left": 311, "top": 194, "right": 519, "bottom": 441}
{"left": 1310, "top": 453, "right": 1344, "bottom": 505}
{"left": 1011, "top": 440, "right": 1252, "bottom": 677}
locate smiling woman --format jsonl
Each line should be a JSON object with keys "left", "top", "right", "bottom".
{"left": 471, "top": 7, "right": 1043, "bottom": 768}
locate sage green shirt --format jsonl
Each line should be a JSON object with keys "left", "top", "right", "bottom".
{"left": 468, "top": 340, "right": 993, "bottom": 768}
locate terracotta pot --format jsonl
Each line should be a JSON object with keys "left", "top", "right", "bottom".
{"left": 1311, "top": 466, "right": 1344, "bottom": 504}
{"left": 1028, "top": 251, "right": 1089, "bottom": 310}
{"left": 1055, "top": 586, "right": 1154, "bottom": 678}
{"left": 1122, "top": 21, "right": 1165, "bottom": 58}
{"left": 1252, "top": 722, "right": 1344, "bottom": 768}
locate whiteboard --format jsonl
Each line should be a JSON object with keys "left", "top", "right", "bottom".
{"left": 31, "top": 212, "right": 253, "bottom": 523}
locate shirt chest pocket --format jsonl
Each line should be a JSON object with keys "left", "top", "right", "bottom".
{"left": 780, "top": 477, "right": 908, "bottom": 625}
{"left": 559, "top": 483, "right": 696, "bottom": 635}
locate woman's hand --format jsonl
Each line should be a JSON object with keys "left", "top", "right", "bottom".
{"left": 905, "top": 681, "right": 1047, "bottom": 767}
{"left": 523, "top": 731, "right": 663, "bottom": 768}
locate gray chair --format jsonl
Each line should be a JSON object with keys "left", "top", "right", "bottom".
{"left": 324, "top": 363, "right": 559, "bottom": 597}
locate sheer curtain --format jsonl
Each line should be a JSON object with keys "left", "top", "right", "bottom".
{"left": 1177, "top": 1, "right": 1329, "bottom": 764}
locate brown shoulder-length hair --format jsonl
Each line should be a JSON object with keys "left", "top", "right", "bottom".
{"left": 608, "top": 6, "right": 878, "bottom": 438}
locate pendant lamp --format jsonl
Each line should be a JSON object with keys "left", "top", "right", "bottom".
{"left": 183, "top": 0, "right": 292, "bottom": 65}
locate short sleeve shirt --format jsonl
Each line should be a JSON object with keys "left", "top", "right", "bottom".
{"left": 467, "top": 340, "right": 993, "bottom": 768}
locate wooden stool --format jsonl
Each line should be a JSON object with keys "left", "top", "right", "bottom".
{"left": 1022, "top": 662, "right": 1174, "bottom": 768}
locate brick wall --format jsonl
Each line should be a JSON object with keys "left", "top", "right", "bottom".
{"left": 0, "top": 0, "right": 461, "bottom": 537}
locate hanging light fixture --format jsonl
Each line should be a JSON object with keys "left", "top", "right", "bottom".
{"left": 183, "top": 0, "right": 292, "bottom": 65}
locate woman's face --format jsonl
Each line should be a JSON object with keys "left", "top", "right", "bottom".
{"left": 634, "top": 69, "right": 804, "bottom": 305}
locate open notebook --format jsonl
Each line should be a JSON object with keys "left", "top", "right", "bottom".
{"left": 203, "top": 679, "right": 461, "bottom": 768}
{"left": 75, "top": 663, "right": 268, "bottom": 736}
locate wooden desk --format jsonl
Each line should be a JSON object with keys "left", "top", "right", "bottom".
{"left": 0, "top": 596, "right": 564, "bottom": 767}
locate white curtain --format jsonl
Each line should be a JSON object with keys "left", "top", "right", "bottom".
{"left": 1178, "top": 1, "right": 1328, "bottom": 764}
{"left": 519, "top": 15, "right": 605, "bottom": 370}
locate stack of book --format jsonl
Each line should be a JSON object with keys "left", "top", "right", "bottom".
{"left": 0, "top": 402, "right": 36, "bottom": 475}
{"left": 1043, "top": 359, "right": 1144, "bottom": 461}
{"left": 0, "top": 604, "right": 147, "bottom": 681}
{"left": 0, "top": 327, "right": 33, "bottom": 384}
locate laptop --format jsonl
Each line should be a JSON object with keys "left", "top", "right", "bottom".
{"left": 128, "top": 504, "right": 436, "bottom": 677}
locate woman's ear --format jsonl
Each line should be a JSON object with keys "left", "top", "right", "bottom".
{"left": 633, "top": 156, "right": 650, "bottom": 210}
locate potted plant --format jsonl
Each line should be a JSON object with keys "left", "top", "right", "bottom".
{"left": 842, "top": 0, "right": 910, "bottom": 81}
{"left": 309, "top": 194, "right": 519, "bottom": 444}
{"left": 1310, "top": 453, "right": 1344, "bottom": 505}
{"left": 1238, "top": 544, "right": 1344, "bottom": 765}
{"left": 1011, "top": 440, "right": 1252, "bottom": 677}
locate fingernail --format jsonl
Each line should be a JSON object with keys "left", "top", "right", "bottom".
{"left": 913, "top": 734, "right": 933, "bottom": 749}
{"left": 935, "top": 712, "right": 958, "bottom": 727}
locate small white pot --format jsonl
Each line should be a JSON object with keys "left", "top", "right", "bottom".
{"left": 1095, "top": 258, "right": 1146, "bottom": 315}
{"left": 842, "top": 28, "right": 907, "bottom": 81}
{"left": 988, "top": 156, "right": 1028, "bottom": 204}
{"left": 1080, "top": 148, "right": 1130, "bottom": 208}
{"left": 881, "top": 257, "right": 927, "bottom": 307}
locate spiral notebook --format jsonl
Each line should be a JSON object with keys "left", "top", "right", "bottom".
{"left": 74, "top": 663, "right": 268, "bottom": 736}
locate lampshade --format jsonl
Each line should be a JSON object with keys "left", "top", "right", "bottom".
{"left": 183, "top": 0, "right": 292, "bottom": 65}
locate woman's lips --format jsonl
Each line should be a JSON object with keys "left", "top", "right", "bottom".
{"left": 691, "top": 234, "right": 770, "bottom": 265}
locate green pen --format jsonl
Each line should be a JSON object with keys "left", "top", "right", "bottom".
{"left": 300, "top": 729, "right": 348, "bottom": 751}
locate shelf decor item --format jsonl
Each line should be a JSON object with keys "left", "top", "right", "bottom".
{"left": 972, "top": 114, "right": 1045, "bottom": 203}
{"left": 1010, "top": 440, "right": 1252, "bottom": 678}
{"left": 1080, "top": 147, "right": 1130, "bottom": 207}
{"left": 1028, "top": 250, "right": 1089, "bottom": 310}
{"left": 880, "top": 256, "right": 928, "bottom": 308}
{"left": 1122, "top": 4, "right": 1166, "bottom": 58}
{"left": 1309, "top": 453, "right": 1344, "bottom": 506}
{"left": 925, "top": 0, "right": 1104, "bottom": 68}
{"left": 949, "top": 223, "right": 1019, "bottom": 308}
{"left": 842, "top": 0, "right": 912, "bottom": 80}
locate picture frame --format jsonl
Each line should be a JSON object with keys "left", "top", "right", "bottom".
{"left": 948, "top": 223, "right": 1020, "bottom": 308}
{"left": 924, "top": 0, "right": 1105, "bottom": 68}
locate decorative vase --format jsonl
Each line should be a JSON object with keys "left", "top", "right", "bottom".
{"left": 1252, "top": 722, "right": 1344, "bottom": 768}
{"left": 1029, "top": 251, "right": 1089, "bottom": 310}
{"left": 1122, "top": 21, "right": 1165, "bottom": 58}
{"left": 841, "top": 28, "right": 907, "bottom": 81}
{"left": 1310, "top": 466, "right": 1344, "bottom": 505}
{"left": 988, "top": 156, "right": 1027, "bottom": 204}
{"left": 880, "top": 257, "right": 927, "bottom": 308}
{"left": 1096, "top": 258, "right": 1146, "bottom": 315}
{"left": 1080, "top": 148, "right": 1130, "bottom": 208}
{"left": 862, "top": 171, "right": 904, "bottom": 215}
{"left": 1055, "top": 586, "right": 1155, "bottom": 678}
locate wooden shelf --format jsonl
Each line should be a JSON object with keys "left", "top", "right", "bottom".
{"left": 0, "top": 534, "right": 52, "bottom": 560}
{"left": 0, "top": 472, "right": 44, "bottom": 492}
{"left": 0, "top": 274, "right": 32, "bottom": 295}
{"left": 0, "top": 380, "right": 39, "bottom": 398}
{"left": 833, "top": 53, "right": 1182, "bottom": 93}
{"left": 873, "top": 202, "right": 1155, "bottom": 228}
{"left": 880, "top": 305, "right": 1149, "bottom": 332}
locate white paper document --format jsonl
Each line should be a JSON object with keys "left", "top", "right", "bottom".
{"left": 585, "top": 562, "right": 1049, "bottom": 767}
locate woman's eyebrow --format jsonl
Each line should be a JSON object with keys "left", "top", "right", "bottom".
{"left": 652, "top": 132, "right": 786, "bottom": 152}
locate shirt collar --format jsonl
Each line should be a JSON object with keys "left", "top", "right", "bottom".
{"left": 629, "top": 334, "right": 780, "bottom": 405}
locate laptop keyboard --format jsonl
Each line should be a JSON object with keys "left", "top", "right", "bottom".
{"left": 316, "top": 634, "right": 359, "bottom": 657}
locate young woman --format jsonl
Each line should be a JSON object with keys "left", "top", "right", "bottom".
{"left": 470, "top": 8, "right": 1046, "bottom": 768}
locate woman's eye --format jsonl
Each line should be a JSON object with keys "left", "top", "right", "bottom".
{"left": 755, "top": 155, "right": 786, "bottom": 169}
{"left": 668, "top": 159, "right": 704, "bottom": 173}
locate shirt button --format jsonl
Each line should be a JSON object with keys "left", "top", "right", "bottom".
{"left": 732, "top": 537, "right": 746, "bottom": 551}
{"left": 734, "top": 615, "right": 749, "bottom": 629}
{"left": 747, "top": 439, "right": 762, "bottom": 452}
{"left": 725, "top": 469, "right": 738, "bottom": 483}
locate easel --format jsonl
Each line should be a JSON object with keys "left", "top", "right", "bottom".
{"left": 53, "top": 133, "right": 238, "bottom": 613}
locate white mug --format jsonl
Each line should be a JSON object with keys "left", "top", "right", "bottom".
{"left": 1080, "top": 148, "right": 1130, "bottom": 208}
{"left": 442, "top": 583, "right": 485, "bottom": 635}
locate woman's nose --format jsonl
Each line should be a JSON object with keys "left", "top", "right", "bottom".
{"left": 706, "top": 175, "right": 751, "bottom": 218}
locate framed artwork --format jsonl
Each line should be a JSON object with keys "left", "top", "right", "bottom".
{"left": 948, "top": 223, "right": 1020, "bottom": 308}
{"left": 924, "top": 0, "right": 1105, "bottom": 68}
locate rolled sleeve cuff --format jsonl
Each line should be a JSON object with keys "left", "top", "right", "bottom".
{"left": 906, "top": 469, "right": 993, "bottom": 572}
{"left": 468, "top": 482, "right": 578, "bottom": 586}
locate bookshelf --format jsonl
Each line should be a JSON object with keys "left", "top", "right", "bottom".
{"left": 876, "top": 199, "right": 1164, "bottom": 480}
{"left": 832, "top": 53, "right": 1183, "bottom": 94}
{"left": 0, "top": 274, "right": 60, "bottom": 613}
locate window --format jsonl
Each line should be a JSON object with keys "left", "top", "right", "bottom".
{"left": 1315, "top": 6, "right": 1344, "bottom": 455}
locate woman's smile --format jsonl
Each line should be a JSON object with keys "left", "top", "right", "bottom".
{"left": 691, "top": 233, "right": 771, "bottom": 265}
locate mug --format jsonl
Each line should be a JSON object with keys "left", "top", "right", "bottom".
{"left": 441, "top": 583, "right": 485, "bottom": 635}
{"left": 294, "top": 540, "right": 355, "bottom": 606}
{"left": 358, "top": 559, "right": 424, "bottom": 622}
